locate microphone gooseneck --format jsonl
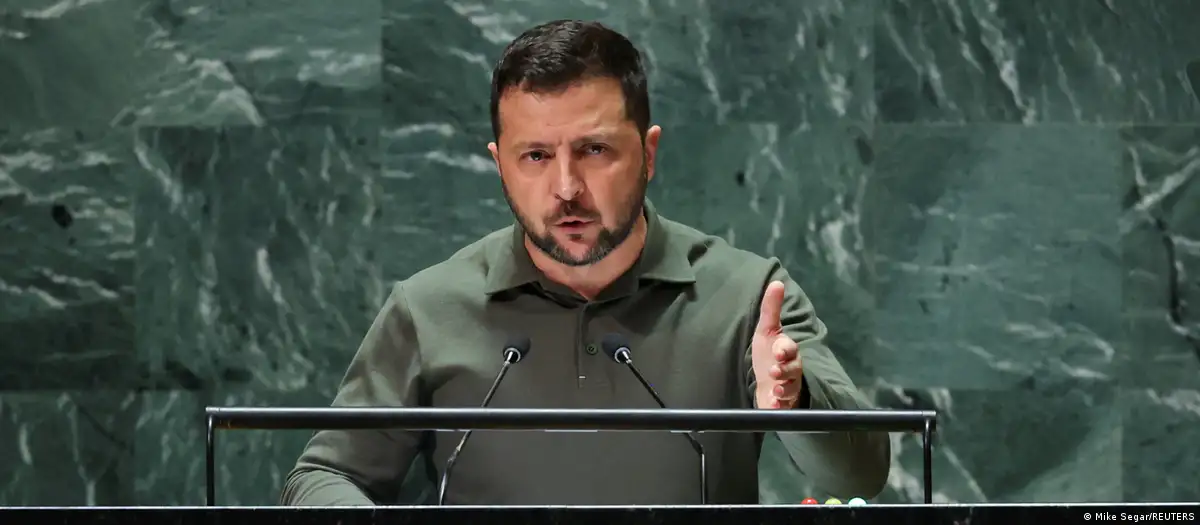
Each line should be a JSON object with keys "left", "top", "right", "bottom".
{"left": 437, "top": 336, "right": 532, "bottom": 506}
{"left": 600, "top": 333, "right": 708, "bottom": 505}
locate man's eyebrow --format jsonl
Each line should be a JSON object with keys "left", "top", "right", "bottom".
{"left": 511, "top": 140, "right": 552, "bottom": 151}
{"left": 575, "top": 132, "right": 619, "bottom": 144}
{"left": 510, "top": 131, "right": 623, "bottom": 151}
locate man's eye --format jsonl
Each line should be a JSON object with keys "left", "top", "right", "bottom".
{"left": 584, "top": 144, "right": 607, "bottom": 155}
{"left": 526, "top": 151, "right": 546, "bottom": 162}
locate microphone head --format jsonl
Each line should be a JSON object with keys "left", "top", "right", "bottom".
{"left": 502, "top": 335, "right": 532, "bottom": 363}
{"left": 600, "top": 333, "right": 631, "bottom": 363}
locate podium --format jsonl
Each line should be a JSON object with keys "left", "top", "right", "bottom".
{"left": 6, "top": 412, "right": 1197, "bottom": 525}
{"left": 206, "top": 406, "right": 938, "bottom": 504}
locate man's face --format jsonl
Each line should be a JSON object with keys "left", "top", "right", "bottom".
{"left": 489, "top": 77, "right": 661, "bottom": 267}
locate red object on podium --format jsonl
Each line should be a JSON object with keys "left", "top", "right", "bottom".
{"left": 801, "top": 498, "right": 819, "bottom": 505}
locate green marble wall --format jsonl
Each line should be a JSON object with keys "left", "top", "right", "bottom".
{"left": 1, "top": 0, "right": 1197, "bottom": 506}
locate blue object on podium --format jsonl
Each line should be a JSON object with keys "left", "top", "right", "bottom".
{"left": 204, "top": 406, "right": 937, "bottom": 504}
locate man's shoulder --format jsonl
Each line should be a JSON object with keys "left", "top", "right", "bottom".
{"left": 394, "top": 225, "right": 513, "bottom": 299}
{"left": 658, "top": 215, "right": 789, "bottom": 334}
{"left": 660, "top": 215, "right": 780, "bottom": 281}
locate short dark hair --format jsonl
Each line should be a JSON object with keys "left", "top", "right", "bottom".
{"left": 489, "top": 20, "right": 651, "bottom": 142}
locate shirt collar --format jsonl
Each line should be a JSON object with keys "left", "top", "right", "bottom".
{"left": 484, "top": 200, "right": 696, "bottom": 296}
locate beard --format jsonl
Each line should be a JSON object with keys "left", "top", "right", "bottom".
{"left": 502, "top": 165, "right": 648, "bottom": 267}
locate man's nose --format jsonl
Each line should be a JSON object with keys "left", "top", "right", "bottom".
{"left": 552, "top": 157, "right": 583, "bottom": 201}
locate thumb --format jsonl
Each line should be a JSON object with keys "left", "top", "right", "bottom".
{"left": 755, "top": 280, "right": 786, "bottom": 335}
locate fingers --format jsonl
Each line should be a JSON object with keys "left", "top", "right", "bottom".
{"left": 767, "top": 336, "right": 801, "bottom": 380}
{"left": 772, "top": 337, "right": 798, "bottom": 362}
{"left": 768, "top": 358, "right": 802, "bottom": 381}
{"left": 764, "top": 336, "right": 803, "bottom": 408}
{"left": 771, "top": 380, "right": 800, "bottom": 402}
{"left": 755, "top": 280, "right": 786, "bottom": 335}
{"left": 762, "top": 378, "right": 800, "bottom": 409}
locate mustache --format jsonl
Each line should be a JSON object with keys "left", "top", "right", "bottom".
{"left": 547, "top": 201, "right": 600, "bottom": 222}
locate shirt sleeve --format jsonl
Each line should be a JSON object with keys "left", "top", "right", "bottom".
{"left": 280, "top": 282, "right": 425, "bottom": 506}
{"left": 743, "top": 261, "right": 892, "bottom": 499}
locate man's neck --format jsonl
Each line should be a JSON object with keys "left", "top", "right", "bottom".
{"left": 525, "top": 215, "right": 648, "bottom": 301}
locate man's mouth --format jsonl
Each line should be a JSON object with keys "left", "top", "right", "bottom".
{"left": 556, "top": 217, "right": 593, "bottom": 227}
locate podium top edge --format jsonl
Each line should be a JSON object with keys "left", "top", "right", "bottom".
{"left": 203, "top": 407, "right": 938, "bottom": 419}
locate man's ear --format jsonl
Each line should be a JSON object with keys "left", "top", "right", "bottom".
{"left": 642, "top": 125, "right": 662, "bottom": 182}
{"left": 488, "top": 142, "right": 501, "bottom": 177}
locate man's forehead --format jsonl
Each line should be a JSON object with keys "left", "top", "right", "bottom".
{"left": 499, "top": 79, "right": 628, "bottom": 126}
{"left": 498, "top": 103, "right": 633, "bottom": 148}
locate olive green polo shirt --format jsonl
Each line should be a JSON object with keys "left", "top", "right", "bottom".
{"left": 280, "top": 203, "right": 891, "bottom": 506}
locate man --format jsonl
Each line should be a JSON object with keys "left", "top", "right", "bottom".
{"left": 281, "top": 19, "right": 890, "bottom": 506}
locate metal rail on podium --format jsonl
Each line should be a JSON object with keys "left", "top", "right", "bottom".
{"left": 205, "top": 407, "right": 937, "bottom": 505}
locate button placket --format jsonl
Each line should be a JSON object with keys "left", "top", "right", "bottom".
{"left": 575, "top": 302, "right": 590, "bottom": 386}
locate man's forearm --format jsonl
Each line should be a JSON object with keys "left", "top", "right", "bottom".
{"left": 281, "top": 467, "right": 376, "bottom": 506}
{"left": 775, "top": 370, "right": 892, "bottom": 499}
{"left": 279, "top": 283, "right": 424, "bottom": 507}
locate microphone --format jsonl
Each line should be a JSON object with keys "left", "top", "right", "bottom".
{"left": 600, "top": 333, "right": 708, "bottom": 505}
{"left": 437, "top": 336, "right": 532, "bottom": 505}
